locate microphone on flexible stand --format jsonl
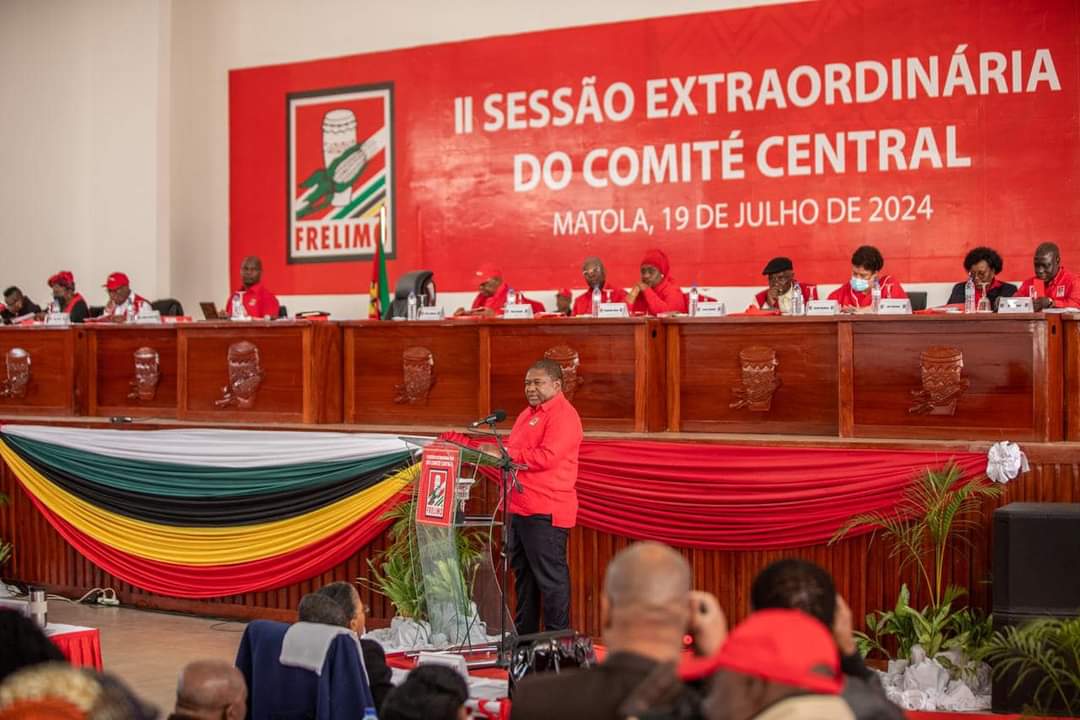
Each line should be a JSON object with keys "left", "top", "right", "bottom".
{"left": 470, "top": 409, "right": 506, "bottom": 428}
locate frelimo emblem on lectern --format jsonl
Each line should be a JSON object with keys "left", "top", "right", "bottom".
{"left": 287, "top": 84, "right": 395, "bottom": 265}
{"left": 910, "top": 346, "right": 969, "bottom": 416}
{"left": 730, "top": 346, "right": 781, "bottom": 412}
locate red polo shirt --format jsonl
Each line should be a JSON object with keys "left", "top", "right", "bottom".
{"left": 506, "top": 392, "right": 583, "bottom": 528}
{"left": 1016, "top": 267, "right": 1080, "bottom": 309}
{"left": 225, "top": 283, "right": 281, "bottom": 319}
{"left": 571, "top": 284, "right": 630, "bottom": 316}
{"left": 827, "top": 274, "right": 907, "bottom": 309}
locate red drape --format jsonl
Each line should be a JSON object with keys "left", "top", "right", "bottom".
{"left": 445, "top": 434, "right": 986, "bottom": 550}
{"left": 20, "top": 489, "right": 404, "bottom": 598}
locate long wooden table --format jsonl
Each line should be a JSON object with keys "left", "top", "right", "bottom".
{"left": 0, "top": 314, "right": 1071, "bottom": 441}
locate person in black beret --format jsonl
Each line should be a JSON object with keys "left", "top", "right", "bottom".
{"left": 754, "top": 257, "right": 817, "bottom": 312}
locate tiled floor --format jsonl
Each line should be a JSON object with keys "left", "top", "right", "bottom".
{"left": 47, "top": 601, "right": 245, "bottom": 715}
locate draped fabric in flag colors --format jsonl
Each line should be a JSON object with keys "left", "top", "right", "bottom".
{"left": 441, "top": 432, "right": 988, "bottom": 550}
{"left": 0, "top": 426, "right": 419, "bottom": 598}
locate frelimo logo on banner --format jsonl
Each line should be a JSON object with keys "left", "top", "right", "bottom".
{"left": 286, "top": 83, "right": 394, "bottom": 264}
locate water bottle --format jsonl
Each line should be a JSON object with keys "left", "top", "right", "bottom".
{"left": 50, "top": 298, "right": 60, "bottom": 313}
{"left": 591, "top": 286, "right": 601, "bottom": 317}
{"left": 126, "top": 299, "right": 137, "bottom": 323}
{"left": 28, "top": 586, "right": 47, "bottom": 629}
{"left": 964, "top": 274, "right": 976, "bottom": 314}
{"left": 689, "top": 284, "right": 699, "bottom": 317}
{"left": 407, "top": 291, "right": 418, "bottom": 320}
{"left": 871, "top": 277, "right": 882, "bottom": 313}
{"left": 505, "top": 287, "right": 516, "bottom": 310}
{"left": 791, "top": 280, "right": 805, "bottom": 316}
{"left": 362, "top": 708, "right": 378, "bottom": 720}
{"left": 231, "top": 292, "right": 246, "bottom": 320}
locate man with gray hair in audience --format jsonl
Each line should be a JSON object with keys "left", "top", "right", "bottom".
{"left": 511, "top": 541, "right": 727, "bottom": 719}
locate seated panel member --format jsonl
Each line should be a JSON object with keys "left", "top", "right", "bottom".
{"left": 627, "top": 249, "right": 687, "bottom": 315}
{"left": 456, "top": 263, "right": 543, "bottom": 316}
{"left": 101, "top": 272, "right": 151, "bottom": 320}
{"left": 1015, "top": 242, "right": 1080, "bottom": 310}
{"left": 827, "top": 245, "right": 906, "bottom": 312}
{"left": 555, "top": 288, "right": 573, "bottom": 316}
{"left": 224, "top": 256, "right": 281, "bottom": 319}
{"left": 754, "top": 257, "right": 818, "bottom": 312}
{"left": 2, "top": 287, "right": 42, "bottom": 324}
{"left": 571, "top": 257, "right": 629, "bottom": 316}
{"left": 46, "top": 271, "right": 90, "bottom": 323}
{"left": 946, "top": 246, "right": 1017, "bottom": 309}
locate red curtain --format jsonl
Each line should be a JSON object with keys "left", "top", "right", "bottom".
{"left": 446, "top": 433, "right": 986, "bottom": 550}
{"left": 19, "top": 488, "right": 404, "bottom": 598}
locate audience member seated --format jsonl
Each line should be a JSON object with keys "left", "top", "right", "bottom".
{"left": 1015, "top": 241, "right": 1080, "bottom": 310}
{"left": 690, "top": 610, "right": 853, "bottom": 720}
{"left": 0, "top": 662, "right": 156, "bottom": 720}
{"left": 380, "top": 665, "right": 468, "bottom": 720}
{"left": 945, "top": 246, "right": 1016, "bottom": 309}
{"left": 455, "top": 264, "right": 544, "bottom": 316}
{"left": 313, "top": 581, "right": 393, "bottom": 713}
{"left": 827, "top": 246, "right": 906, "bottom": 312}
{"left": 511, "top": 541, "right": 726, "bottom": 720}
{"left": 168, "top": 660, "right": 246, "bottom": 720}
{"left": 1, "top": 287, "right": 41, "bottom": 325}
{"left": 749, "top": 559, "right": 903, "bottom": 720}
{"left": 755, "top": 257, "right": 818, "bottom": 312}
{"left": 235, "top": 593, "right": 374, "bottom": 720}
{"left": 627, "top": 249, "right": 688, "bottom": 315}
{"left": 223, "top": 256, "right": 280, "bottom": 320}
{"left": 572, "top": 257, "right": 628, "bottom": 316}
{"left": 384, "top": 270, "right": 436, "bottom": 319}
{"left": 46, "top": 271, "right": 90, "bottom": 323}
{"left": 0, "top": 610, "right": 67, "bottom": 684}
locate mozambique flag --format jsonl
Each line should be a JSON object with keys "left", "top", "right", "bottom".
{"left": 369, "top": 227, "right": 391, "bottom": 319}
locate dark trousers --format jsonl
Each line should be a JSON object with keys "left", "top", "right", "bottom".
{"left": 508, "top": 513, "right": 570, "bottom": 635}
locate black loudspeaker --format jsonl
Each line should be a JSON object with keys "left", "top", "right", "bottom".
{"left": 991, "top": 503, "right": 1080, "bottom": 714}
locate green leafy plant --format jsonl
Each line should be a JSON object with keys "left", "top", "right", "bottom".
{"left": 361, "top": 472, "right": 486, "bottom": 622}
{"left": 977, "top": 616, "right": 1080, "bottom": 716}
{"left": 833, "top": 463, "right": 1003, "bottom": 662}
{"left": 0, "top": 492, "right": 11, "bottom": 567}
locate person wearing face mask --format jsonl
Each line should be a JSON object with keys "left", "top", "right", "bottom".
{"left": 44, "top": 271, "right": 90, "bottom": 323}
{"left": 827, "top": 246, "right": 906, "bottom": 312}
{"left": 627, "top": 248, "right": 688, "bottom": 315}
{"left": 572, "top": 257, "right": 628, "bottom": 316}
{"left": 754, "top": 257, "right": 818, "bottom": 312}
{"left": 1015, "top": 242, "right": 1080, "bottom": 310}
{"left": 946, "top": 247, "right": 1017, "bottom": 309}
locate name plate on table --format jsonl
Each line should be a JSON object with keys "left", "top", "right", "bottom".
{"left": 135, "top": 311, "right": 162, "bottom": 324}
{"left": 877, "top": 299, "right": 912, "bottom": 315}
{"left": 598, "top": 303, "right": 629, "bottom": 318}
{"left": 806, "top": 300, "right": 839, "bottom": 316}
{"left": 502, "top": 304, "right": 534, "bottom": 319}
{"left": 45, "top": 312, "right": 71, "bottom": 327}
{"left": 418, "top": 307, "right": 445, "bottom": 321}
{"left": 695, "top": 301, "right": 726, "bottom": 317}
{"left": 999, "top": 297, "right": 1034, "bottom": 313}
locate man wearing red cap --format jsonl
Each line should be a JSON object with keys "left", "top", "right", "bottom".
{"left": 1015, "top": 242, "right": 1080, "bottom": 310}
{"left": 46, "top": 271, "right": 89, "bottom": 323}
{"left": 555, "top": 288, "right": 573, "bottom": 316}
{"left": 571, "top": 257, "right": 629, "bottom": 316}
{"left": 627, "top": 249, "right": 688, "bottom": 315}
{"left": 101, "top": 273, "right": 150, "bottom": 321}
{"left": 456, "top": 263, "right": 543, "bottom": 316}
{"left": 224, "top": 256, "right": 280, "bottom": 320}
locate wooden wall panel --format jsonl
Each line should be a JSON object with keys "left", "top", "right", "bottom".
{"left": 86, "top": 326, "right": 178, "bottom": 418}
{"left": 3, "top": 442, "right": 1074, "bottom": 637}
{"left": 0, "top": 328, "right": 78, "bottom": 416}
{"left": 1065, "top": 318, "right": 1080, "bottom": 441}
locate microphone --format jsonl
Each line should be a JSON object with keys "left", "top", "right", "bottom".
{"left": 470, "top": 409, "right": 506, "bottom": 428}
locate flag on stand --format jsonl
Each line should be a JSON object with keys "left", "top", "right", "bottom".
{"left": 369, "top": 219, "right": 390, "bottom": 319}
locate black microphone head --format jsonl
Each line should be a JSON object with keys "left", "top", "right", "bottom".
{"left": 492, "top": 409, "right": 507, "bottom": 422}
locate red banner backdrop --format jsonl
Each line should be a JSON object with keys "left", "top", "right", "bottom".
{"left": 230, "top": 1, "right": 1078, "bottom": 295}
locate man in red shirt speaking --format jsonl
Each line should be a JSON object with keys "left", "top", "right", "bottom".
{"left": 501, "top": 358, "right": 583, "bottom": 635}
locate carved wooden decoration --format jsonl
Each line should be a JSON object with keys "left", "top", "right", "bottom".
{"left": 127, "top": 346, "right": 161, "bottom": 401}
{"left": 394, "top": 346, "right": 436, "bottom": 404}
{"left": 215, "top": 341, "right": 264, "bottom": 409}
{"left": 730, "top": 345, "right": 781, "bottom": 412}
{"left": 0, "top": 347, "right": 31, "bottom": 399}
{"left": 544, "top": 344, "right": 584, "bottom": 401}
{"left": 910, "top": 345, "right": 969, "bottom": 415}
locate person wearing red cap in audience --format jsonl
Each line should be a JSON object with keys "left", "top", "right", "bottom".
{"left": 1015, "top": 242, "right": 1080, "bottom": 310}
{"left": 571, "top": 257, "right": 629, "bottom": 316}
{"left": 101, "top": 273, "right": 150, "bottom": 321}
{"left": 223, "top": 256, "right": 280, "bottom": 320}
{"left": 683, "top": 609, "right": 853, "bottom": 720}
{"left": 456, "top": 263, "right": 543, "bottom": 316}
{"left": 46, "top": 271, "right": 89, "bottom": 323}
{"left": 627, "top": 249, "right": 687, "bottom": 315}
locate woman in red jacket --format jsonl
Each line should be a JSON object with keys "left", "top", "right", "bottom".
{"left": 828, "top": 245, "right": 906, "bottom": 312}
{"left": 627, "top": 249, "right": 688, "bottom": 315}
